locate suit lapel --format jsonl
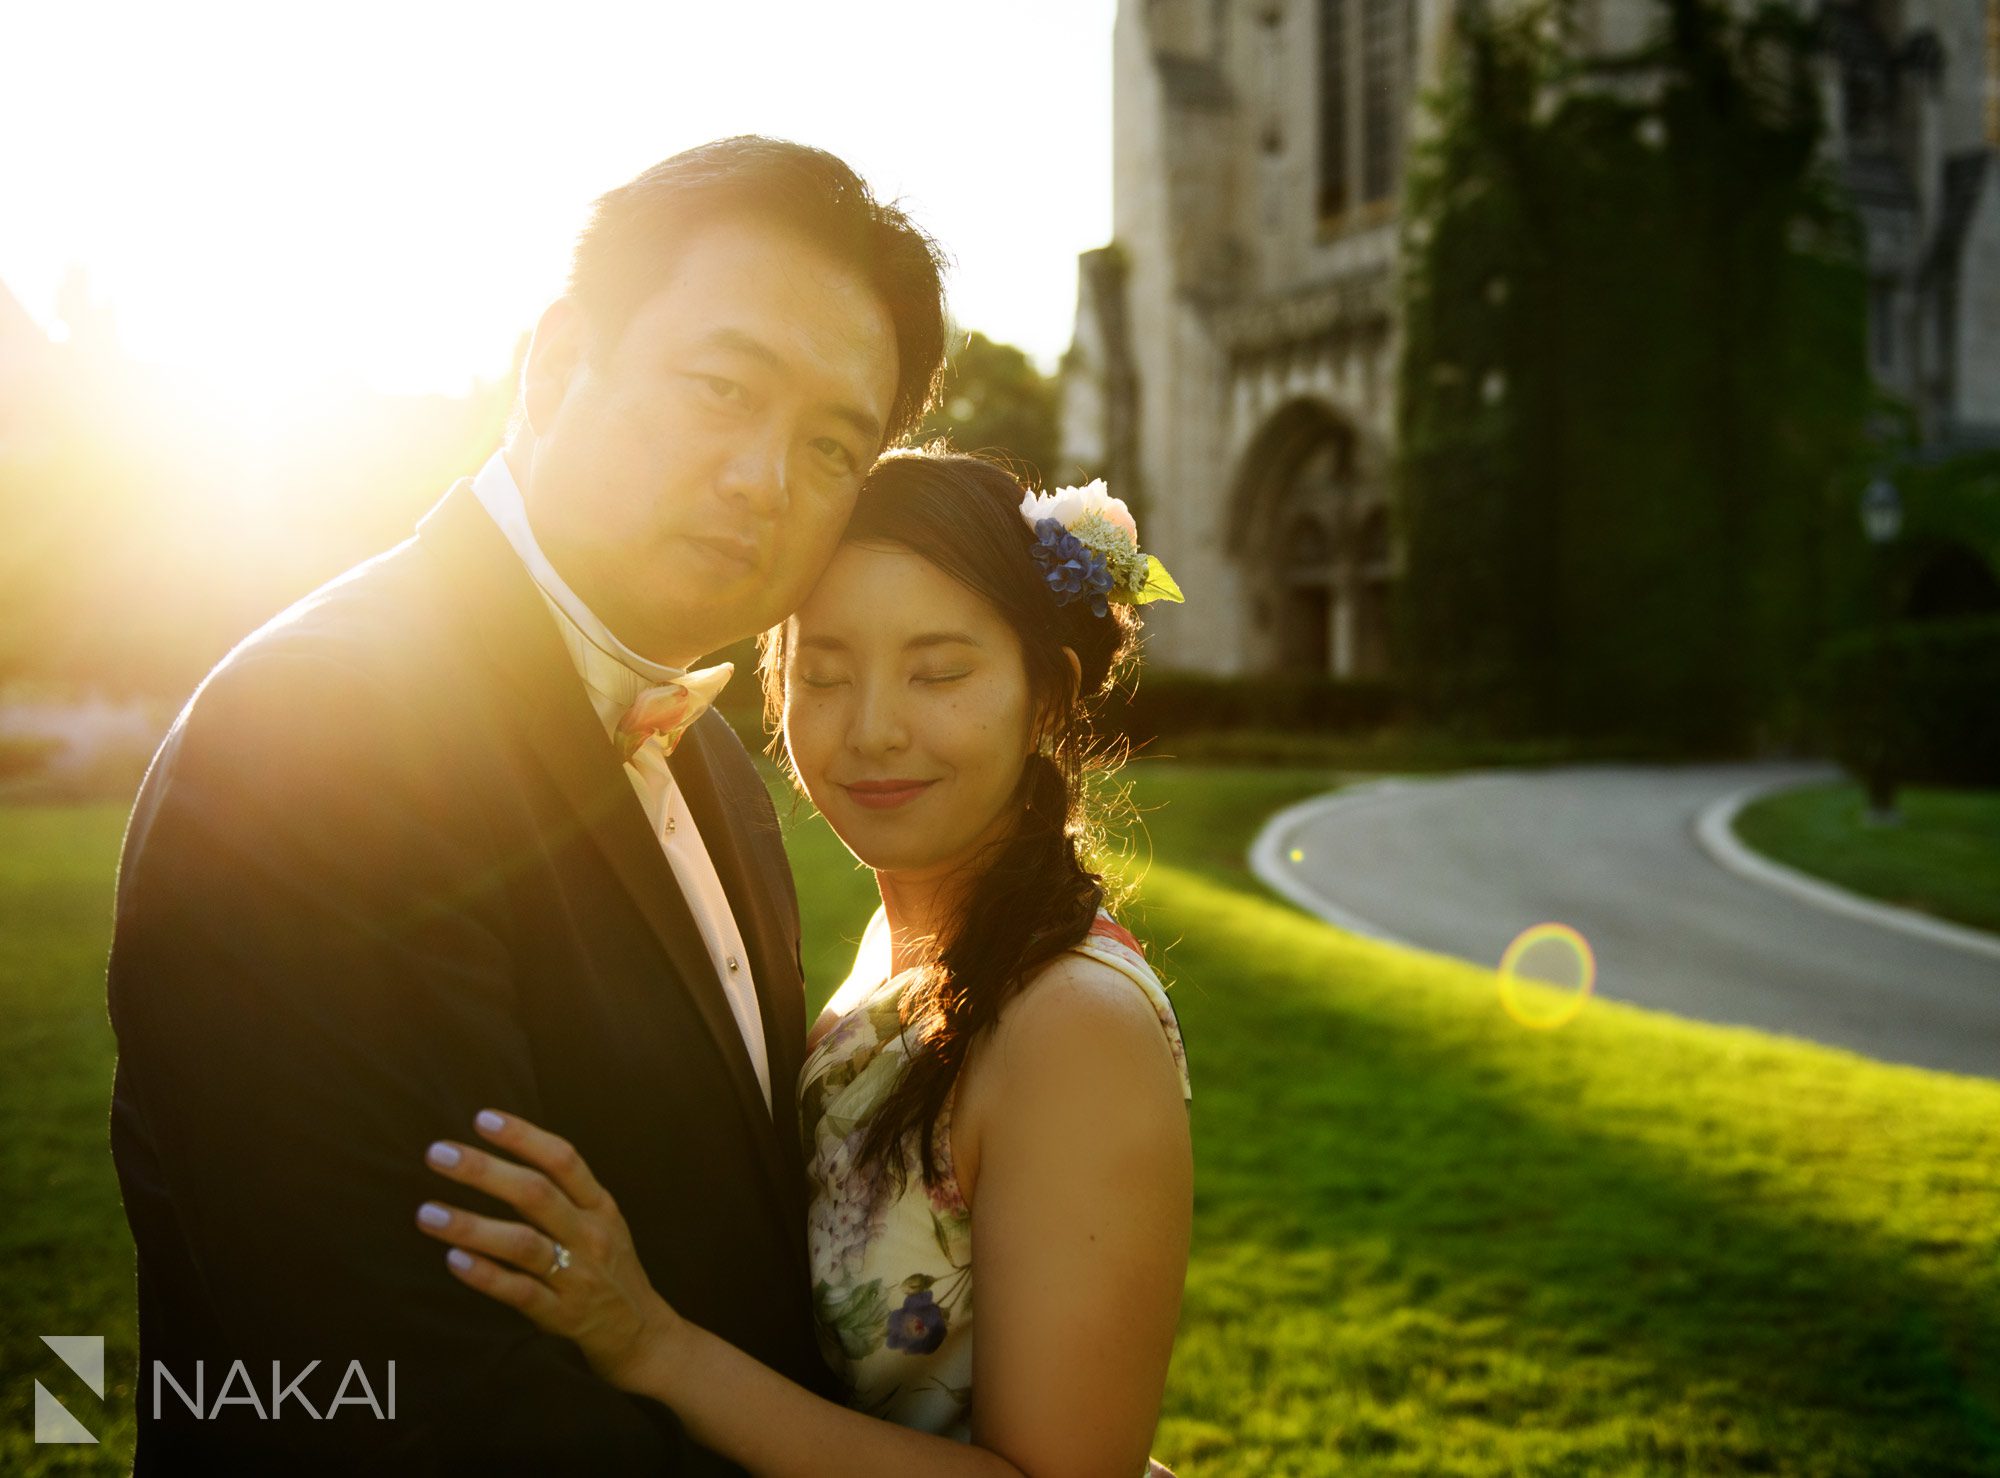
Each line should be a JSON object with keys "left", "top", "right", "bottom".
{"left": 413, "top": 482, "right": 795, "bottom": 1213}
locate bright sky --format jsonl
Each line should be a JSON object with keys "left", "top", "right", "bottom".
{"left": 1, "top": 0, "right": 1115, "bottom": 405}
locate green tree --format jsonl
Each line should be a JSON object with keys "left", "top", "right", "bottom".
{"left": 916, "top": 330, "right": 1061, "bottom": 487}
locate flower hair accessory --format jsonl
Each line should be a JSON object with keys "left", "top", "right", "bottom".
{"left": 1018, "top": 480, "right": 1184, "bottom": 619}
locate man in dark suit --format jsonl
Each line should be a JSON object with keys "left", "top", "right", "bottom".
{"left": 105, "top": 136, "right": 948, "bottom": 1474}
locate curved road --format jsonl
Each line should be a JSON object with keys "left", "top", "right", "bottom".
{"left": 1254, "top": 762, "right": 2000, "bottom": 1079}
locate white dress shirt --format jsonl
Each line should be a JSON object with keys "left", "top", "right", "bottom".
{"left": 471, "top": 451, "right": 773, "bottom": 1117}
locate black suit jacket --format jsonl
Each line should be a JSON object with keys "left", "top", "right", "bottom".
{"left": 107, "top": 479, "right": 838, "bottom": 1475}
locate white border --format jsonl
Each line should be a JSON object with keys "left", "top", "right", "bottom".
{"left": 1246, "top": 778, "right": 1418, "bottom": 946}
{"left": 1694, "top": 780, "right": 2000, "bottom": 965}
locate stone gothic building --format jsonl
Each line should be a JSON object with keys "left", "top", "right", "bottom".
{"left": 1061, "top": 0, "right": 2000, "bottom": 677}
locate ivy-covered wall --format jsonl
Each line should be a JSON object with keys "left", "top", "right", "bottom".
{"left": 1394, "top": 0, "right": 1874, "bottom": 749}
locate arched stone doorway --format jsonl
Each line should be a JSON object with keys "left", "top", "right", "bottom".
{"left": 1278, "top": 504, "right": 1336, "bottom": 672}
{"left": 1227, "top": 400, "right": 1393, "bottom": 678}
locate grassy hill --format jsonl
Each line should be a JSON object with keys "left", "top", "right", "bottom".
{"left": 2, "top": 765, "right": 1996, "bottom": 1474}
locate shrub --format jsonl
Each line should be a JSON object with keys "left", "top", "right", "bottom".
{"left": 1104, "top": 672, "right": 1408, "bottom": 743}
{"left": 1809, "top": 616, "right": 2000, "bottom": 788}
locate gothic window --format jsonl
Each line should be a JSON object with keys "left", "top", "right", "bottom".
{"left": 1318, "top": 0, "right": 1352, "bottom": 217}
{"left": 1318, "top": 0, "right": 1412, "bottom": 220}
{"left": 1870, "top": 281, "right": 1896, "bottom": 373}
{"left": 1361, "top": 0, "right": 1401, "bottom": 201}
{"left": 1843, "top": 62, "right": 1889, "bottom": 148}
{"left": 1988, "top": 0, "right": 1999, "bottom": 146}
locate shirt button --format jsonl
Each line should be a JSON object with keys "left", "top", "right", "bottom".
{"left": 666, "top": 817, "right": 677, "bottom": 834}
{"left": 727, "top": 956, "right": 740, "bottom": 973}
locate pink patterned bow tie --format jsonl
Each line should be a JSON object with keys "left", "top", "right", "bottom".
{"left": 613, "top": 662, "right": 734, "bottom": 764}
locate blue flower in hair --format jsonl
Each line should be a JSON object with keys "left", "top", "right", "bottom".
{"left": 1030, "top": 518, "right": 1114, "bottom": 618}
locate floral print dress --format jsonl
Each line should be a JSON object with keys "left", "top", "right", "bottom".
{"left": 797, "top": 905, "right": 1193, "bottom": 1444}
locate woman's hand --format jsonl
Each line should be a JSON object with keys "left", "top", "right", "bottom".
{"left": 418, "top": 1109, "right": 681, "bottom": 1394}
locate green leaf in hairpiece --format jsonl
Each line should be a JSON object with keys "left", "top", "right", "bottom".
{"left": 1121, "top": 555, "right": 1184, "bottom": 606}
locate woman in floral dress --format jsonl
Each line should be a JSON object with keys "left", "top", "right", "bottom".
{"left": 798, "top": 895, "right": 1188, "bottom": 1442}
{"left": 417, "top": 452, "right": 1193, "bottom": 1476}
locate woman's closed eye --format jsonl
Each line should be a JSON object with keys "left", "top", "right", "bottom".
{"left": 797, "top": 669, "right": 963, "bottom": 690}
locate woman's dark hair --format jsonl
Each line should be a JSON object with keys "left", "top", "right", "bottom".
{"left": 566, "top": 135, "right": 950, "bottom": 444}
{"left": 757, "top": 451, "right": 1143, "bottom": 1196}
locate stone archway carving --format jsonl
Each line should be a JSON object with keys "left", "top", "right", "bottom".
{"left": 1228, "top": 399, "right": 1393, "bottom": 677}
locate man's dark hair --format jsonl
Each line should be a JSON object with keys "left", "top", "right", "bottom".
{"left": 566, "top": 135, "right": 950, "bottom": 446}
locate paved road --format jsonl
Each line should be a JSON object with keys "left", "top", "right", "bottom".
{"left": 1254, "top": 762, "right": 2000, "bottom": 1079}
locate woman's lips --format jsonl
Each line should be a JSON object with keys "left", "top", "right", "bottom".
{"left": 842, "top": 780, "right": 937, "bottom": 811}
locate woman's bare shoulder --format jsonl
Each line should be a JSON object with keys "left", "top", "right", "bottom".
{"left": 983, "top": 951, "right": 1179, "bottom": 1094}
{"left": 953, "top": 947, "right": 1184, "bottom": 1204}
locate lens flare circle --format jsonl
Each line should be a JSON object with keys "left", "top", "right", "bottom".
{"left": 1496, "top": 922, "right": 1596, "bottom": 1030}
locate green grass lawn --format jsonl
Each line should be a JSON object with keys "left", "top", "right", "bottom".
{"left": 1734, "top": 780, "right": 2000, "bottom": 936}
{"left": 0, "top": 805, "right": 143, "bottom": 1475}
{"left": 4, "top": 767, "right": 1998, "bottom": 1474}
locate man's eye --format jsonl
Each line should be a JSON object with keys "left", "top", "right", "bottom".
{"left": 696, "top": 375, "right": 744, "bottom": 403}
{"left": 798, "top": 675, "right": 848, "bottom": 690}
{"left": 811, "top": 437, "right": 858, "bottom": 474}
{"left": 914, "top": 671, "right": 968, "bottom": 686}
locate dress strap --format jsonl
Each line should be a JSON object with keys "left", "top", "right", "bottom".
{"left": 1069, "top": 920, "right": 1192, "bottom": 1104}
{"left": 1087, "top": 913, "right": 1146, "bottom": 958}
